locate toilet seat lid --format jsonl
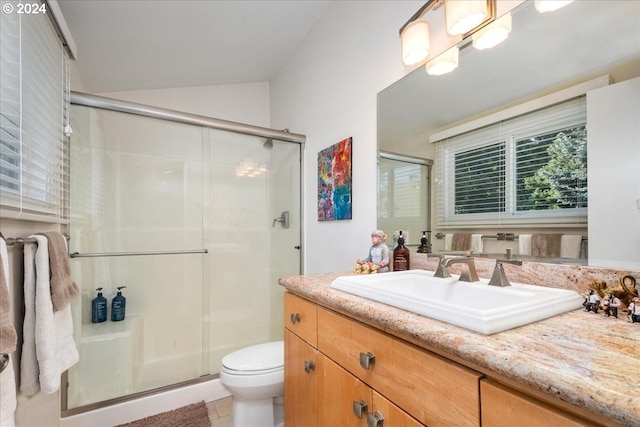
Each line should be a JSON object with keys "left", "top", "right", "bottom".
{"left": 222, "top": 341, "right": 284, "bottom": 373}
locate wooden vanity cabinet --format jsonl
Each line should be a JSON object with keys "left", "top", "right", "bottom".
{"left": 285, "top": 291, "right": 617, "bottom": 427}
{"left": 284, "top": 292, "right": 481, "bottom": 427}
{"left": 317, "top": 307, "right": 481, "bottom": 427}
{"left": 285, "top": 293, "right": 420, "bottom": 427}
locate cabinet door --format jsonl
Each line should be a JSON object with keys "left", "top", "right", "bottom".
{"left": 481, "top": 380, "right": 598, "bottom": 427}
{"left": 318, "top": 353, "right": 370, "bottom": 427}
{"left": 284, "top": 330, "right": 317, "bottom": 427}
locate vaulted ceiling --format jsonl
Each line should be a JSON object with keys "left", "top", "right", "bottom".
{"left": 58, "top": 0, "right": 331, "bottom": 93}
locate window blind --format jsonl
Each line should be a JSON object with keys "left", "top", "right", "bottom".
{"left": 0, "top": 1, "right": 69, "bottom": 221}
{"left": 436, "top": 97, "right": 587, "bottom": 227}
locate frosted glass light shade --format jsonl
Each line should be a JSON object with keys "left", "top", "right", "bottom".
{"left": 401, "top": 19, "right": 430, "bottom": 65}
{"left": 535, "top": 0, "right": 574, "bottom": 13}
{"left": 426, "top": 46, "right": 459, "bottom": 76}
{"left": 445, "top": 0, "right": 489, "bottom": 36}
{"left": 472, "top": 13, "right": 512, "bottom": 50}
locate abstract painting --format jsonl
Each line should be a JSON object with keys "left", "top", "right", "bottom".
{"left": 318, "top": 137, "right": 352, "bottom": 221}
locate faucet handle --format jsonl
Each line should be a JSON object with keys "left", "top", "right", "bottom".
{"left": 488, "top": 259, "right": 523, "bottom": 287}
{"left": 433, "top": 255, "right": 450, "bottom": 278}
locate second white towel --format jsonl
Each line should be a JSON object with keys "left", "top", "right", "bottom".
{"left": 519, "top": 234, "right": 532, "bottom": 256}
{"left": 471, "top": 234, "right": 483, "bottom": 254}
{"left": 21, "top": 235, "right": 79, "bottom": 396}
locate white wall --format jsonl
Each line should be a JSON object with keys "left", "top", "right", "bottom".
{"left": 270, "top": 0, "right": 423, "bottom": 273}
{"left": 100, "top": 82, "right": 271, "bottom": 128}
{"left": 587, "top": 77, "right": 640, "bottom": 269}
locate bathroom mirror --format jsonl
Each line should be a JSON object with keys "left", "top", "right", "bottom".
{"left": 377, "top": 0, "right": 640, "bottom": 264}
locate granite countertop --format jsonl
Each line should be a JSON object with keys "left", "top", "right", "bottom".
{"left": 279, "top": 267, "right": 640, "bottom": 427}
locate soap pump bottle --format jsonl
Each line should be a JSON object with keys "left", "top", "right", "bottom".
{"left": 91, "top": 287, "right": 107, "bottom": 323}
{"left": 111, "top": 286, "right": 127, "bottom": 322}
{"left": 417, "top": 231, "right": 432, "bottom": 254}
{"left": 393, "top": 230, "right": 410, "bottom": 271}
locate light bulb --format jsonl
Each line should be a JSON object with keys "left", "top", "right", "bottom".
{"left": 401, "top": 19, "right": 430, "bottom": 65}
{"left": 472, "top": 13, "right": 512, "bottom": 50}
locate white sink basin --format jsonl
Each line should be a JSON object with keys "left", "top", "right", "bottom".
{"left": 330, "top": 270, "right": 584, "bottom": 334}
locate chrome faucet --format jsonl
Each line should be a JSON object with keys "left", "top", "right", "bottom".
{"left": 434, "top": 256, "right": 479, "bottom": 282}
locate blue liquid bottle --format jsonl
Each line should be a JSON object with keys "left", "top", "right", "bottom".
{"left": 111, "top": 286, "right": 127, "bottom": 322}
{"left": 91, "top": 287, "right": 107, "bottom": 323}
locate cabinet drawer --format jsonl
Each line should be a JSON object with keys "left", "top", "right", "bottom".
{"left": 318, "top": 307, "right": 481, "bottom": 427}
{"left": 481, "top": 380, "right": 598, "bottom": 427}
{"left": 284, "top": 292, "right": 318, "bottom": 347}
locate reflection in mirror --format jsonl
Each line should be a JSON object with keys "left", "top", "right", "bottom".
{"left": 377, "top": 0, "right": 640, "bottom": 267}
{"left": 377, "top": 151, "right": 432, "bottom": 250}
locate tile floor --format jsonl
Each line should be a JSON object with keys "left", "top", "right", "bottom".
{"left": 206, "top": 396, "right": 233, "bottom": 427}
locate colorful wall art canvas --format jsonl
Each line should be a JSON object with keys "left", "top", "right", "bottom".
{"left": 317, "top": 137, "right": 352, "bottom": 221}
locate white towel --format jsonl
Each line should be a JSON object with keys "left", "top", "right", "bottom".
{"left": 444, "top": 234, "right": 453, "bottom": 251}
{"left": 0, "top": 361, "right": 16, "bottom": 427}
{"left": 0, "top": 237, "right": 16, "bottom": 427}
{"left": 471, "top": 234, "right": 484, "bottom": 254}
{"left": 519, "top": 234, "right": 532, "bottom": 256}
{"left": 21, "top": 235, "right": 79, "bottom": 396}
{"left": 561, "top": 235, "right": 583, "bottom": 258}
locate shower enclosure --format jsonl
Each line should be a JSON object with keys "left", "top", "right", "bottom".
{"left": 64, "top": 93, "right": 302, "bottom": 412}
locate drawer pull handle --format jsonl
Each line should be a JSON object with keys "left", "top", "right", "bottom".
{"left": 290, "top": 313, "right": 301, "bottom": 324}
{"left": 304, "top": 360, "right": 315, "bottom": 373}
{"left": 359, "top": 351, "right": 375, "bottom": 370}
{"left": 367, "top": 411, "right": 384, "bottom": 427}
{"left": 352, "top": 400, "right": 368, "bottom": 419}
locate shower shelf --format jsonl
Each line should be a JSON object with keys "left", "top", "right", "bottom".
{"left": 70, "top": 249, "right": 208, "bottom": 258}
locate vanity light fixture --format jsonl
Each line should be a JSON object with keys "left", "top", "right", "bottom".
{"left": 426, "top": 45, "right": 459, "bottom": 76}
{"left": 400, "top": 0, "right": 499, "bottom": 76}
{"left": 401, "top": 19, "right": 431, "bottom": 65}
{"left": 534, "top": 0, "right": 574, "bottom": 13}
{"left": 445, "top": 0, "right": 495, "bottom": 36}
{"left": 472, "top": 12, "right": 512, "bottom": 50}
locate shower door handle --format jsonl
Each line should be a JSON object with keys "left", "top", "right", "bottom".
{"left": 272, "top": 211, "right": 290, "bottom": 228}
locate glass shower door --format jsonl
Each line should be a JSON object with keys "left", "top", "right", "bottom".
{"left": 65, "top": 103, "right": 302, "bottom": 411}
{"left": 206, "top": 130, "right": 301, "bottom": 372}
{"left": 66, "top": 105, "right": 208, "bottom": 409}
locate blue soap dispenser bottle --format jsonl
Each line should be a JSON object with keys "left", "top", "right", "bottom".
{"left": 111, "top": 286, "right": 127, "bottom": 322}
{"left": 91, "top": 287, "right": 107, "bottom": 323}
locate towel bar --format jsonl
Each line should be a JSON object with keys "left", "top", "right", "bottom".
{"left": 434, "top": 232, "right": 588, "bottom": 241}
{"left": 69, "top": 249, "right": 208, "bottom": 258}
{"left": 1, "top": 233, "right": 70, "bottom": 246}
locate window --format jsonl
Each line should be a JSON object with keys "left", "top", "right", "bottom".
{"left": 378, "top": 153, "right": 431, "bottom": 245}
{"left": 515, "top": 124, "right": 587, "bottom": 212}
{"left": 0, "top": 1, "right": 70, "bottom": 221}
{"left": 436, "top": 97, "right": 587, "bottom": 227}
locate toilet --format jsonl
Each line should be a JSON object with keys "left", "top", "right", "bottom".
{"left": 219, "top": 341, "right": 284, "bottom": 427}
